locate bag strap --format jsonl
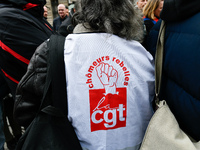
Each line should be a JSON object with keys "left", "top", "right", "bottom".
{"left": 38, "top": 34, "right": 67, "bottom": 117}
{"left": 155, "top": 20, "right": 166, "bottom": 102}
{"left": 48, "top": 34, "right": 68, "bottom": 117}
{"left": 41, "top": 35, "right": 82, "bottom": 149}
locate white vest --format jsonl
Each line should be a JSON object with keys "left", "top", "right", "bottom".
{"left": 64, "top": 33, "right": 155, "bottom": 150}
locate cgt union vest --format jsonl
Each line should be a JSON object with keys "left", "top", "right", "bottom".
{"left": 64, "top": 32, "right": 155, "bottom": 150}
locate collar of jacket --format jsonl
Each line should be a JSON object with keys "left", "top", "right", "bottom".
{"left": 160, "top": 0, "right": 200, "bottom": 22}
{"left": 73, "top": 23, "right": 100, "bottom": 34}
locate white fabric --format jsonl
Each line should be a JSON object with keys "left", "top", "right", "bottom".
{"left": 64, "top": 33, "right": 155, "bottom": 150}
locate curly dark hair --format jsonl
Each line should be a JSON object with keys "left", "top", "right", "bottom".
{"left": 73, "top": 0, "right": 144, "bottom": 41}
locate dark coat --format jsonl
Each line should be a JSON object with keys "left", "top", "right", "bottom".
{"left": 14, "top": 40, "right": 49, "bottom": 127}
{"left": 53, "top": 16, "right": 68, "bottom": 32}
{"left": 145, "top": 0, "right": 200, "bottom": 141}
{"left": 144, "top": 17, "right": 157, "bottom": 36}
{"left": 0, "top": 1, "right": 54, "bottom": 96}
{"left": 58, "top": 15, "right": 74, "bottom": 37}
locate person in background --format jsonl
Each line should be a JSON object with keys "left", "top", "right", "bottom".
{"left": 136, "top": 0, "right": 148, "bottom": 11}
{"left": 0, "top": 0, "right": 54, "bottom": 98}
{"left": 14, "top": 0, "right": 155, "bottom": 149}
{"left": 53, "top": 4, "right": 68, "bottom": 32}
{"left": 43, "top": 5, "right": 48, "bottom": 20}
{"left": 145, "top": 0, "right": 200, "bottom": 141}
{"left": 143, "top": 0, "right": 164, "bottom": 35}
{"left": 65, "top": 6, "right": 69, "bottom": 17}
{"left": 58, "top": 4, "right": 76, "bottom": 36}
{"left": 0, "top": 0, "right": 54, "bottom": 148}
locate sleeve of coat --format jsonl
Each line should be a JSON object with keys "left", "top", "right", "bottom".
{"left": 13, "top": 40, "right": 49, "bottom": 127}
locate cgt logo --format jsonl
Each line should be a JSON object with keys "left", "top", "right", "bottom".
{"left": 89, "top": 62, "right": 128, "bottom": 132}
{"left": 91, "top": 104, "right": 125, "bottom": 128}
{"left": 89, "top": 88, "right": 127, "bottom": 132}
{"left": 90, "top": 88, "right": 127, "bottom": 132}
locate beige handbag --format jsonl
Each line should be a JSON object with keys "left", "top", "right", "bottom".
{"left": 140, "top": 21, "right": 200, "bottom": 150}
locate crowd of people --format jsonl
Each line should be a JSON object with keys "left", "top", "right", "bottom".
{"left": 44, "top": 3, "right": 74, "bottom": 36}
{"left": 0, "top": 0, "right": 200, "bottom": 149}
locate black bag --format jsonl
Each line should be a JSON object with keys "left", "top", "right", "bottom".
{"left": 15, "top": 35, "right": 82, "bottom": 150}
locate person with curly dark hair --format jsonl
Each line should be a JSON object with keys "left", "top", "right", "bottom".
{"left": 73, "top": 0, "right": 144, "bottom": 42}
{"left": 14, "top": 0, "right": 155, "bottom": 149}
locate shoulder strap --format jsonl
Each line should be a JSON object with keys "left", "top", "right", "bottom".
{"left": 33, "top": 35, "right": 82, "bottom": 149}
{"left": 49, "top": 35, "right": 82, "bottom": 149}
{"left": 48, "top": 34, "right": 67, "bottom": 116}
{"left": 155, "top": 20, "right": 166, "bottom": 102}
{"left": 38, "top": 34, "right": 67, "bottom": 117}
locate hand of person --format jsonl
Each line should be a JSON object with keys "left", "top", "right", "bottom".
{"left": 96, "top": 62, "right": 118, "bottom": 94}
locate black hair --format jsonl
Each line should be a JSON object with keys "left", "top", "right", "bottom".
{"left": 73, "top": 0, "right": 144, "bottom": 41}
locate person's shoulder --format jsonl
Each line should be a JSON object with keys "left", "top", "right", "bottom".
{"left": 0, "top": 6, "right": 37, "bottom": 27}
{"left": 53, "top": 16, "right": 60, "bottom": 22}
{"left": 144, "top": 18, "right": 155, "bottom": 25}
{"left": 0, "top": 5, "right": 23, "bottom": 16}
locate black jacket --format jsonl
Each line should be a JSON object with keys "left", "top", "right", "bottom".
{"left": 146, "top": 0, "right": 200, "bottom": 141}
{"left": 58, "top": 15, "right": 74, "bottom": 37}
{"left": 53, "top": 16, "right": 68, "bottom": 32}
{"left": 0, "top": 1, "right": 54, "bottom": 96}
{"left": 160, "top": 0, "right": 200, "bottom": 22}
{"left": 14, "top": 40, "right": 49, "bottom": 127}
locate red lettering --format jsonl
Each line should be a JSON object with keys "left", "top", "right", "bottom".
{"left": 116, "top": 59, "right": 120, "bottom": 64}
{"left": 86, "top": 78, "right": 92, "bottom": 84}
{"left": 122, "top": 67, "right": 127, "bottom": 71}
{"left": 93, "top": 61, "right": 98, "bottom": 66}
{"left": 85, "top": 73, "right": 92, "bottom": 78}
{"left": 105, "top": 56, "right": 109, "bottom": 61}
{"left": 125, "top": 77, "right": 129, "bottom": 81}
{"left": 89, "top": 84, "right": 94, "bottom": 88}
{"left": 96, "top": 58, "right": 102, "bottom": 63}
{"left": 88, "top": 66, "right": 94, "bottom": 73}
{"left": 124, "top": 82, "right": 128, "bottom": 86}
{"left": 119, "top": 61, "right": 124, "bottom": 67}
